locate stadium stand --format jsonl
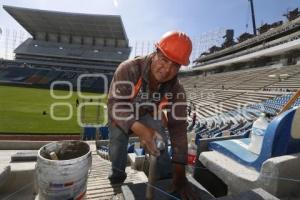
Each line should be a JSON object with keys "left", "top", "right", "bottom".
{"left": 194, "top": 16, "right": 300, "bottom": 65}
{"left": 1, "top": 4, "right": 300, "bottom": 200}
{"left": 182, "top": 62, "right": 300, "bottom": 140}
{"left": 3, "top": 5, "right": 130, "bottom": 71}
{"left": 1, "top": 3, "right": 300, "bottom": 159}
{"left": 185, "top": 9, "right": 300, "bottom": 198}
{"left": 1, "top": 5, "right": 131, "bottom": 92}
{"left": 36, "top": 70, "right": 63, "bottom": 85}
{"left": 198, "top": 106, "right": 300, "bottom": 198}
{"left": 0, "top": 63, "right": 114, "bottom": 92}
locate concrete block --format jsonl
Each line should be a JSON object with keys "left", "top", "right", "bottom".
{"left": 0, "top": 165, "right": 10, "bottom": 188}
{"left": 128, "top": 153, "right": 145, "bottom": 171}
{"left": 11, "top": 151, "right": 38, "bottom": 162}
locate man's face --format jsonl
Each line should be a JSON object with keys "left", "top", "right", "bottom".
{"left": 150, "top": 51, "right": 181, "bottom": 83}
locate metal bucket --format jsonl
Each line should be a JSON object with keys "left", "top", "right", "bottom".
{"left": 36, "top": 140, "right": 92, "bottom": 200}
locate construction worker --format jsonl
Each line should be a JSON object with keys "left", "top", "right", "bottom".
{"left": 192, "top": 112, "right": 197, "bottom": 128}
{"left": 108, "top": 31, "right": 199, "bottom": 199}
{"left": 187, "top": 102, "right": 192, "bottom": 116}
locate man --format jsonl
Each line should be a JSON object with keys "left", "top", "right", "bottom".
{"left": 192, "top": 112, "right": 197, "bottom": 128}
{"left": 187, "top": 102, "right": 192, "bottom": 116}
{"left": 107, "top": 31, "right": 198, "bottom": 199}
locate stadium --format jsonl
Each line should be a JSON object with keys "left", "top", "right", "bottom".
{"left": 0, "top": 2, "right": 300, "bottom": 200}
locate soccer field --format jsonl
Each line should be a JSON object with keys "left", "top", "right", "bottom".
{"left": 0, "top": 85, "right": 107, "bottom": 134}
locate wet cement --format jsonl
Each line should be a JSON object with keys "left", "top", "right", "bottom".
{"left": 41, "top": 141, "right": 89, "bottom": 160}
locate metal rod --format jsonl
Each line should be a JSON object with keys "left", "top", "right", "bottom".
{"left": 278, "top": 90, "right": 300, "bottom": 115}
{"left": 146, "top": 155, "right": 157, "bottom": 200}
{"left": 249, "top": 0, "right": 257, "bottom": 35}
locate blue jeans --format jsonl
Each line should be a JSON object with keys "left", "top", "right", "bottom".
{"left": 108, "top": 114, "right": 172, "bottom": 179}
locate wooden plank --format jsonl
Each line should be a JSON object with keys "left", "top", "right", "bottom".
{"left": 84, "top": 144, "right": 147, "bottom": 200}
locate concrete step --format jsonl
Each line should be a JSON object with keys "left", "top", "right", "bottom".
{"left": 0, "top": 165, "right": 10, "bottom": 188}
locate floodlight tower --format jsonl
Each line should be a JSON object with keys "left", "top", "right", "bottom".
{"left": 249, "top": 0, "right": 257, "bottom": 36}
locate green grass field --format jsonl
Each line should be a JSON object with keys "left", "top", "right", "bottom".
{"left": 0, "top": 85, "right": 107, "bottom": 134}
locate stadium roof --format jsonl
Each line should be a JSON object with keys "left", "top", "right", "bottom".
{"left": 3, "top": 5, "right": 128, "bottom": 42}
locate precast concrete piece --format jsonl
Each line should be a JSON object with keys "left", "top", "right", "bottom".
{"left": 121, "top": 176, "right": 214, "bottom": 200}
{"left": 0, "top": 165, "right": 10, "bottom": 188}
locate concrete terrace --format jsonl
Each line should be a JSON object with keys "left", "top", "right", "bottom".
{"left": 0, "top": 141, "right": 148, "bottom": 200}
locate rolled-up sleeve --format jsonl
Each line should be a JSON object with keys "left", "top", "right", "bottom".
{"left": 167, "top": 83, "right": 188, "bottom": 165}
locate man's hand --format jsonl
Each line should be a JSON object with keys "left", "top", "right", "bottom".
{"left": 171, "top": 163, "right": 202, "bottom": 200}
{"left": 131, "top": 121, "right": 162, "bottom": 156}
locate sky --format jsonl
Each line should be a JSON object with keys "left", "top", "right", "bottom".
{"left": 0, "top": 0, "right": 299, "bottom": 61}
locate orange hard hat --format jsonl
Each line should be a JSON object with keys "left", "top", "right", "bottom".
{"left": 155, "top": 31, "right": 192, "bottom": 66}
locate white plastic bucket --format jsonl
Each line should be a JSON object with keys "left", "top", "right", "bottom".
{"left": 36, "top": 141, "right": 92, "bottom": 200}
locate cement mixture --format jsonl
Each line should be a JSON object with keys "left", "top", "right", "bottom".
{"left": 41, "top": 141, "right": 89, "bottom": 160}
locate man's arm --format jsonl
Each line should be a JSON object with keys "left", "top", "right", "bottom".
{"left": 107, "top": 61, "right": 139, "bottom": 133}
{"left": 131, "top": 121, "right": 160, "bottom": 156}
{"left": 167, "top": 82, "right": 188, "bottom": 165}
{"left": 108, "top": 58, "right": 162, "bottom": 156}
{"left": 166, "top": 82, "right": 193, "bottom": 197}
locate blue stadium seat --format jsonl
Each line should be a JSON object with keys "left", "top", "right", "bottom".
{"left": 99, "top": 145, "right": 109, "bottom": 152}
{"left": 83, "top": 126, "right": 109, "bottom": 140}
{"left": 99, "top": 126, "right": 109, "bottom": 140}
{"left": 127, "top": 143, "right": 135, "bottom": 153}
{"left": 134, "top": 148, "right": 145, "bottom": 156}
{"left": 83, "top": 126, "right": 96, "bottom": 140}
{"left": 208, "top": 106, "right": 300, "bottom": 171}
